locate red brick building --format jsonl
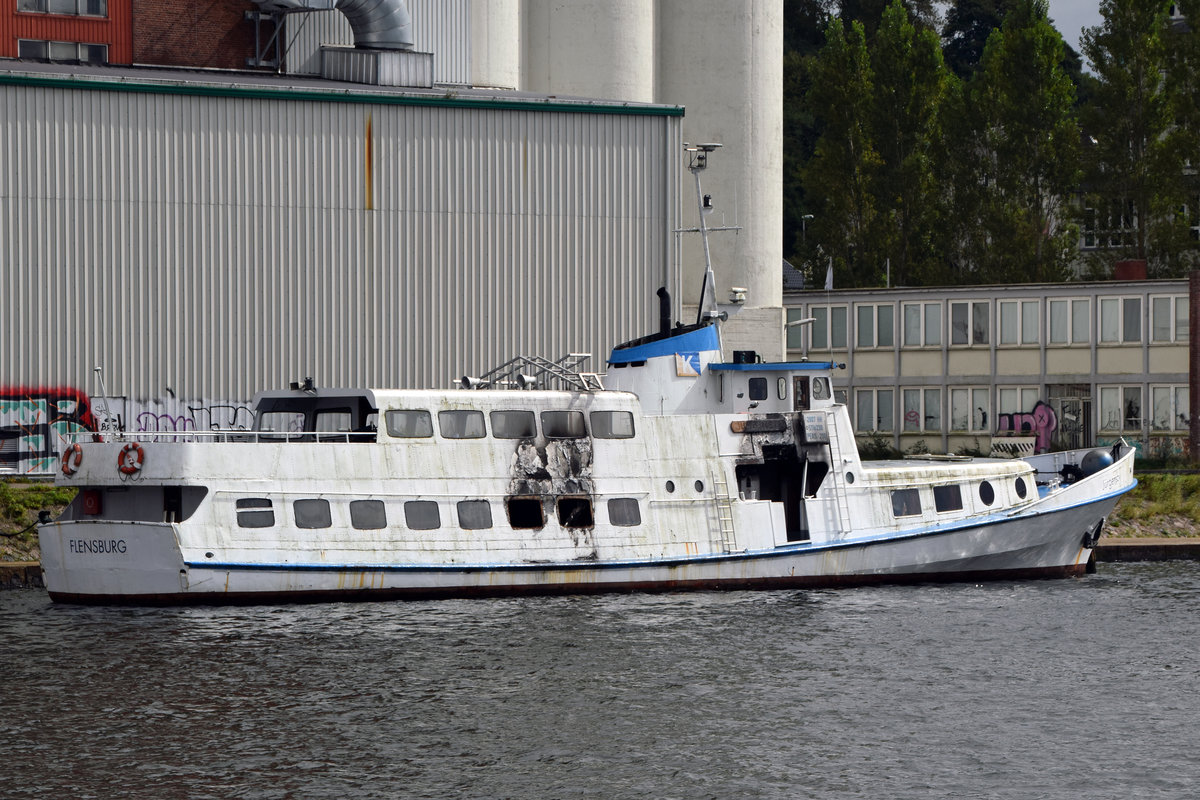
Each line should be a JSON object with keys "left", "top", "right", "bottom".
{"left": 2, "top": 0, "right": 264, "bottom": 70}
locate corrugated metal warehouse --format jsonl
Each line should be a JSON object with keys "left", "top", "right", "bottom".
{"left": 1, "top": 64, "right": 682, "bottom": 460}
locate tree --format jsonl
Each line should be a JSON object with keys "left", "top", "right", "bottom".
{"left": 942, "top": 0, "right": 1017, "bottom": 78}
{"left": 802, "top": 18, "right": 882, "bottom": 286}
{"left": 1082, "top": 0, "right": 1198, "bottom": 276}
{"left": 948, "top": 0, "right": 1080, "bottom": 282}
{"left": 868, "top": 0, "right": 953, "bottom": 285}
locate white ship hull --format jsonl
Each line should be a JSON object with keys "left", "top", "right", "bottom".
{"left": 39, "top": 451, "right": 1131, "bottom": 603}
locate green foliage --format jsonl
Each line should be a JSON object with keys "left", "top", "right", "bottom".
{"left": 1110, "top": 473, "right": 1200, "bottom": 523}
{"left": 0, "top": 480, "right": 76, "bottom": 535}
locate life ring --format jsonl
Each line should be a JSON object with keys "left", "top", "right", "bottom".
{"left": 61, "top": 443, "right": 84, "bottom": 476}
{"left": 118, "top": 442, "right": 145, "bottom": 475}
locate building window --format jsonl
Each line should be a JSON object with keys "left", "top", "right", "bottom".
{"left": 1099, "top": 386, "right": 1142, "bottom": 433}
{"left": 786, "top": 308, "right": 807, "bottom": 351}
{"left": 950, "top": 301, "right": 989, "bottom": 346}
{"left": 950, "top": 387, "right": 990, "bottom": 433}
{"left": 1082, "top": 199, "right": 1135, "bottom": 249}
{"left": 18, "top": 39, "right": 108, "bottom": 64}
{"left": 1151, "top": 386, "right": 1190, "bottom": 432}
{"left": 998, "top": 387, "right": 1041, "bottom": 416}
{"left": 809, "top": 305, "right": 848, "bottom": 350}
{"left": 902, "top": 302, "right": 941, "bottom": 347}
{"left": 1048, "top": 298, "right": 1090, "bottom": 345}
{"left": 1099, "top": 297, "right": 1142, "bottom": 344}
{"left": 902, "top": 388, "right": 941, "bottom": 432}
{"left": 18, "top": 1, "right": 107, "bottom": 15}
{"left": 999, "top": 300, "right": 1039, "bottom": 346}
{"left": 855, "top": 388, "right": 894, "bottom": 433}
{"left": 855, "top": 304, "right": 895, "bottom": 349}
{"left": 1150, "top": 296, "right": 1188, "bottom": 343}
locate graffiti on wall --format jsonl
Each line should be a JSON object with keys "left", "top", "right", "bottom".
{"left": 1, "top": 387, "right": 254, "bottom": 475}
{"left": 0, "top": 386, "right": 98, "bottom": 474}
{"left": 996, "top": 401, "right": 1058, "bottom": 454}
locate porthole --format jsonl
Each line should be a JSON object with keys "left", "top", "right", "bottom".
{"left": 665, "top": 480, "right": 676, "bottom": 493}
{"left": 846, "top": 472, "right": 855, "bottom": 484}
{"left": 979, "top": 481, "right": 995, "bottom": 506}
{"left": 1015, "top": 477, "right": 1027, "bottom": 499}
{"left": 694, "top": 480, "right": 705, "bottom": 493}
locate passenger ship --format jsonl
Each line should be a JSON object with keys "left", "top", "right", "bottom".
{"left": 39, "top": 147, "right": 1136, "bottom": 604}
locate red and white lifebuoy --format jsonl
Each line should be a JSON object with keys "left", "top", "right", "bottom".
{"left": 61, "top": 443, "right": 83, "bottom": 476}
{"left": 118, "top": 442, "right": 145, "bottom": 475}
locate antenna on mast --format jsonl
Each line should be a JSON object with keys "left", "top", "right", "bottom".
{"left": 680, "top": 143, "right": 741, "bottom": 332}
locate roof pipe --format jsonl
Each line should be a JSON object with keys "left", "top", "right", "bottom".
{"left": 254, "top": 0, "right": 413, "bottom": 50}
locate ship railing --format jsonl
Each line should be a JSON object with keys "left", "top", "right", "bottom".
{"left": 61, "top": 429, "right": 378, "bottom": 444}
{"left": 460, "top": 353, "right": 604, "bottom": 392}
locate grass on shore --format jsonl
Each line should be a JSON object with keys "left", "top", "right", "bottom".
{"left": 3, "top": 472, "right": 1199, "bottom": 562}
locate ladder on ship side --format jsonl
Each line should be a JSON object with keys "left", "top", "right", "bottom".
{"left": 711, "top": 469, "right": 740, "bottom": 553}
{"left": 822, "top": 413, "right": 854, "bottom": 536}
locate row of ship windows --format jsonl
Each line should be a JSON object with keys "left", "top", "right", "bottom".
{"left": 793, "top": 296, "right": 1189, "bottom": 350}
{"left": 234, "top": 496, "right": 643, "bottom": 531}
{"left": 889, "top": 478, "right": 1025, "bottom": 518}
{"left": 261, "top": 409, "right": 636, "bottom": 441}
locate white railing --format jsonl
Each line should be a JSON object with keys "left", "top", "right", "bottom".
{"left": 62, "top": 430, "right": 378, "bottom": 445}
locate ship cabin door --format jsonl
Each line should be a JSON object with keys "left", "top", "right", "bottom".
{"left": 793, "top": 376, "right": 810, "bottom": 411}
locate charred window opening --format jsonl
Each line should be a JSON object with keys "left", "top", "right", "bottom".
{"left": 490, "top": 410, "right": 536, "bottom": 439}
{"left": 542, "top": 411, "right": 586, "bottom": 438}
{"left": 557, "top": 496, "right": 594, "bottom": 528}
{"left": 507, "top": 496, "right": 545, "bottom": 529}
{"left": 736, "top": 452, "right": 809, "bottom": 541}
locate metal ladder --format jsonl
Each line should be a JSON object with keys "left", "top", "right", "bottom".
{"left": 711, "top": 468, "right": 740, "bottom": 553}
{"left": 822, "top": 412, "right": 854, "bottom": 536}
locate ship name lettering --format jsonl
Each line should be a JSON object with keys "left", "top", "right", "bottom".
{"left": 69, "top": 539, "right": 128, "bottom": 555}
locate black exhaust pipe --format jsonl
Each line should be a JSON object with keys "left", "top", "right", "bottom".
{"left": 657, "top": 287, "right": 672, "bottom": 335}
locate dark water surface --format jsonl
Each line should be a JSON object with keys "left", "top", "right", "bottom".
{"left": 2, "top": 563, "right": 1199, "bottom": 799}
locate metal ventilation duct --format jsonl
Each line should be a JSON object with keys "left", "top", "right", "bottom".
{"left": 253, "top": 0, "right": 414, "bottom": 50}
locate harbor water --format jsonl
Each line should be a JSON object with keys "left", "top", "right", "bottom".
{"left": 2, "top": 562, "right": 1198, "bottom": 799}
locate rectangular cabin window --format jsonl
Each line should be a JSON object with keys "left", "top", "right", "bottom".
{"left": 933, "top": 485, "right": 963, "bottom": 512}
{"left": 607, "top": 498, "right": 642, "bottom": 526}
{"left": 294, "top": 499, "right": 332, "bottom": 529}
{"left": 490, "top": 410, "right": 537, "bottom": 439}
{"left": 350, "top": 499, "right": 387, "bottom": 530}
{"left": 891, "top": 489, "right": 922, "bottom": 518}
{"left": 507, "top": 496, "right": 545, "bottom": 529}
{"left": 748, "top": 378, "right": 768, "bottom": 401}
{"left": 404, "top": 500, "right": 441, "bottom": 530}
{"left": 557, "top": 496, "right": 594, "bottom": 528}
{"left": 316, "top": 409, "right": 352, "bottom": 442}
{"left": 591, "top": 410, "right": 635, "bottom": 439}
{"left": 439, "top": 410, "right": 486, "bottom": 439}
{"left": 236, "top": 498, "right": 275, "bottom": 528}
{"left": 257, "top": 411, "right": 305, "bottom": 441}
{"left": 457, "top": 500, "right": 493, "bottom": 530}
{"left": 386, "top": 409, "right": 433, "bottom": 438}
{"left": 542, "top": 411, "right": 586, "bottom": 438}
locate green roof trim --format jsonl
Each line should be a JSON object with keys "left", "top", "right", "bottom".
{"left": 0, "top": 72, "right": 685, "bottom": 117}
